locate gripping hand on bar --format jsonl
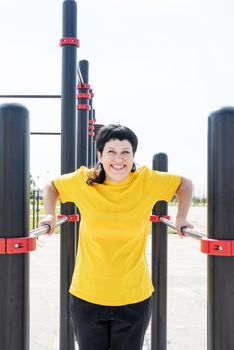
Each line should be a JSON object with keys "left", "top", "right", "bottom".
{"left": 160, "top": 217, "right": 206, "bottom": 240}
{"left": 38, "top": 214, "right": 56, "bottom": 235}
{"left": 34, "top": 216, "right": 67, "bottom": 237}
{"left": 173, "top": 176, "right": 194, "bottom": 238}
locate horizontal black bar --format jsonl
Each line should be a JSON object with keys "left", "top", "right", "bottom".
{"left": 30, "top": 132, "right": 61, "bottom": 135}
{"left": 0, "top": 95, "right": 61, "bottom": 99}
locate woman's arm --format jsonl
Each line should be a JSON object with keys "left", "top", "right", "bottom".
{"left": 175, "top": 176, "right": 193, "bottom": 237}
{"left": 38, "top": 181, "right": 59, "bottom": 235}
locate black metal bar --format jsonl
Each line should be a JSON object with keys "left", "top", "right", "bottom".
{"left": 207, "top": 107, "right": 234, "bottom": 350}
{"left": 88, "top": 89, "right": 94, "bottom": 167}
{"left": 151, "top": 153, "right": 168, "bottom": 350}
{"left": 30, "top": 132, "right": 61, "bottom": 135}
{"left": 77, "top": 65, "right": 84, "bottom": 86}
{"left": 160, "top": 217, "right": 206, "bottom": 240}
{"left": 93, "top": 109, "right": 97, "bottom": 166}
{"left": 60, "top": 1, "right": 78, "bottom": 349}
{"left": 77, "top": 60, "right": 89, "bottom": 167}
{"left": 0, "top": 95, "right": 61, "bottom": 99}
{"left": 30, "top": 216, "right": 68, "bottom": 237}
{"left": 0, "top": 103, "right": 30, "bottom": 350}
{"left": 93, "top": 122, "right": 103, "bottom": 166}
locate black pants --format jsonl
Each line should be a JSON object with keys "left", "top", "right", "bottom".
{"left": 69, "top": 294, "right": 152, "bottom": 350}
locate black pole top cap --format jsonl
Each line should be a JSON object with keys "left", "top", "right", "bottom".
{"left": 209, "top": 106, "right": 234, "bottom": 120}
{"left": 0, "top": 102, "right": 29, "bottom": 112}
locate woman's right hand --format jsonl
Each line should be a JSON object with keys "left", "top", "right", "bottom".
{"left": 38, "top": 214, "right": 57, "bottom": 235}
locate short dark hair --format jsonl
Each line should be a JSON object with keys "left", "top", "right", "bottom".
{"left": 96, "top": 124, "right": 138, "bottom": 155}
{"left": 87, "top": 124, "right": 138, "bottom": 185}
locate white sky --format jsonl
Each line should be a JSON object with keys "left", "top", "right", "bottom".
{"left": 1, "top": 0, "right": 234, "bottom": 194}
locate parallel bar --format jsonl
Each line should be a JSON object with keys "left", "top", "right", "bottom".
{"left": 30, "top": 132, "right": 61, "bottom": 135}
{"left": 30, "top": 217, "right": 68, "bottom": 237}
{"left": 160, "top": 217, "right": 206, "bottom": 240}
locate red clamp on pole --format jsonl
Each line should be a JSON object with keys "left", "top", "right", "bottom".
{"left": 57, "top": 214, "right": 79, "bottom": 222}
{"left": 59, "top": 37, "right": 80, "bottom": 47}
{"left": 77, "top": 104, "right": 91, "bottom": 110}
{"left": 0, "top": 237, "right": 36, "bottom": 254}
{"left": 150, "top": 215, "right": 171, "bottom": 222}
{"left": 77, "top": 93, "right": 91, "bottom": 99}
{"left": 77, "top": 83, "right": 91, "bottom": 89}
{"left": 201, "top": 238, "right": 234, "bottom": 256}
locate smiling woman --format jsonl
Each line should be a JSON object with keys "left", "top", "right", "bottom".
{"left": 39, "top": 123, "right": 193, "bottom": 350}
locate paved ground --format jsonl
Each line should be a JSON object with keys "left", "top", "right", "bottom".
{"left": 30, "top": 206, "right": 207, "bottom": 349}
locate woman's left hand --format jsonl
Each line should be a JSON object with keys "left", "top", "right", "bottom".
{"left": 175, "top": 217, "right": 194, "bottom": 238}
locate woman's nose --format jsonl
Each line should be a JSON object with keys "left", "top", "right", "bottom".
{"left": 113, "top": 154, "right": 124, "bottom": 161}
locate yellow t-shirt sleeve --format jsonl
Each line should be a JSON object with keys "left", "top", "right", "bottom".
{"left": 53, "top": 166, "right": 94, "bottom": 204}
{"left": 151, "top": 170, "right": 181, "bottom": 202}
{"left": 53, "top": 170, "right": 79, "bottom": 203}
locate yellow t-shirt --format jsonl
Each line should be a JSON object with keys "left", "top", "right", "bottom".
{"left": 53, "top": 165, "right": 180, "bottom": 306}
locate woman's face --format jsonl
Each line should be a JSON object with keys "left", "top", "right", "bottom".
{"left": 98, "top": 139, "right": 134, "bottom": 183}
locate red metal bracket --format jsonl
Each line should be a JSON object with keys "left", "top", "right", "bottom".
{"left": 77, "top": 93, "right": 91, "bottom": 99}
{"left": 57, "top": 214, "right": 79, "bottom": 222}
{"left": 77, "top": 83, "right": 91, "bottom": 89}
{"left": 0, "top": 236, "right": 36, "bottom": 254}
{"left": 77, "top": 104, "right": 91, "bottom": 110}
{"left": 150, "top": 215, "right": 171, "bottom": 222}
{"left": 59, "top": 37, "right": 80, "bottom": 47}
{"left": 201, "top": 238, "right": 234, "bottom": 256}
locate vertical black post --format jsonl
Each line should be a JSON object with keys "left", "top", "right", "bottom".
{"left": 0, "top": 103, "right": 30, "bottom": 350}
{"left": 88, "top": 89, "right": 94, "bottom": 167}
{"left": 60, "top": 1, "right": 77, "bottom": 349}
{"left": 208, "top": 107, "right": 234, "bottom": 350}
{"left": 93, "top": 123, "right": 104, "bottom": 165}
{"left": 151, "top": 153, "right": 168, "bottom": 350}
{"left": 93, "top": 109, "right": 97, "bottom": 166}
{"left": 77, "top": 59, "right": 89, "bottom": 167}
